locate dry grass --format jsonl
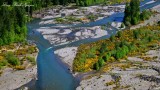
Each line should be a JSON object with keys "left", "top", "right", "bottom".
{"left": 15, "top": 66, "right": 25, "bottom": 70}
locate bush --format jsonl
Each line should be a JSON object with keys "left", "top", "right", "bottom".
{"left": 105, "top": 53, "right": 111, "bottom": 62}
{"left": 117, "top": 31, "right": 122, "bottom": 38}
{"left": 98, "top": 58, "right": 105, "bottom": 67}
{"left": 87, "top": 47, "right": 96, "bottom": 58}
{"left": 148, "top": 36, "right": 153, "bottom": 42}
{"left": 0, "top": 60, "right": 7, "bottom": 69}
{"left": 27, "top": 56, "right": 36, "bottom": 65}
{"left": 55, "top": 18, "right": 65, "bottom": 23}
{"left": 99, "top": 43, "right": 107, "bottom": 54}
{"left": 140, "top": 10, "right": 151, "bottom": 21}
{"left": 28, "top": 46, "right": 36, "bottom": 54}
{"left": 110, "top": 35, "right": 115, "bottom": 42}
{"left": 8, "top": 57, "right": 20, "bottom": 66}
{"left": 133, "top": 30, "right": 140, "bottom": 39}
{"left": 87, "top": 14, "right": 98, "bottom": 21}
{"left": 120, "top": 23, "right": 125, "bottom": 28}
{"left": 5, "top": 52, "right": 20, "bottom": 66}
{"left": 0, "top": 60, "right": 8, "bottom": 66}
{"left": 94, "top": 62, "right": 99, "bottom": 70}
{"left": 65, "top": 16, "right": 81, "bottom": 22}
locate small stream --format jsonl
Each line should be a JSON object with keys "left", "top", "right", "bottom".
{"left": 27, "top": 0, "right": 160, "bottom": 90}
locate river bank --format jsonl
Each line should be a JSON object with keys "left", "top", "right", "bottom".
{"left": 0, "top": 43, "right": 38, "bottom": 90}
{"left": 51, "top": 2, "right": 159, "bottom": 71}
{"left": 34, "top": 4, "right": 125, "bottom": 71}
{"left": 76, "top": 47, "right": 160, "bottom": 90}
{"left": 0, "top": 66, "right": 37, "bottom": 90}
{"left": 23, "top": 0, "right": 160, "bottom": 90}
{"left": 75, "top": 4, "right": 160, "bottom": 90}
{"left": 54, "top": 3, "right": 160, "bottom": 90}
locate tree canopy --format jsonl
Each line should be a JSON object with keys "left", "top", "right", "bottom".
{"left": 0, "top": 1, "right": 28, "bottom": 46}
{"left": 124, "top": 0, "right": 140, "bottom": 26}
{"left": 123, "top": 0, "right": 152, "bottom": 26}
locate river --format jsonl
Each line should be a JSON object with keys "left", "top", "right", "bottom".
{"left": 27, "top": 0, "right": 160, "bottom": 90}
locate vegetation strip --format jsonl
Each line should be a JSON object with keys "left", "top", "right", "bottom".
{"left": 73, "top": 25, "right": 160, "bottom": 72}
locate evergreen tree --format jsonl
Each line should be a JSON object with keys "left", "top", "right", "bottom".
{"left": 99, "top": 43, "right": 107, "bottom": 54}
{"left": 124, "top": 3, "right": 131, "bottom": 26}
{"left": 130, "top": 0, "right": 140, "bottom": 25}
{"left": 0, "top": 6, "right": 27, "bottom": 46}
{"left": 124, "top": 0, "right": 140, "bottom": 25}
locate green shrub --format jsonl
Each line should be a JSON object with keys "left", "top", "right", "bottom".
{"left": 27, "top": 56, "right": 36, "bottom": 65}
{"left": 0, "top": 61, "right": 6, "bottom": 69}
{"left": 133, "top": 30, "right": 140, "bottom": 39}
{"left": 99, "top": 43, "right": 107, "bottom": 54}
{"left": 110, "top": 35, "right": 115, "bottom": 42}
{"left": 28, "top": 46, "right": 36, "bottom": 54}
{"left": 148, "top": 36, "right": 153, "bottom": 42}
{"left": 117, "top": 31, "right": 122, "bottom": 38}
{"left": 94, "top": 62, "right": 99, "bottom": 70}
{"left": 87, "top": 47, "right": 96, "bottom": 58}
{"left": 120, "top": 23, "right": 125, "bottom": 28}
{"left": 5, "top": 52, "right": 20, "bottom": 66}
{"left": 55, "top": 18, "right": 65, "bottom": 23}
{"left": 98, "top": 58, "right": 105, "bottom": 67}
{"left": 0, "top": 60, "right": 8, "bottom": 67}
{"left": 87, "top": 14, "right": 98, "bottom": 21}
{"left": 140, "top": 10, "right": 151, "bottom": 21}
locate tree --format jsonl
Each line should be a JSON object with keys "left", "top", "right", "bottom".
{"left": 124, "top": 0, "right": 140, "bottom": 25}
{"left": 133, "top": 30, "right": 140, "bottom": 39}
{"left": 94, "top": 62, "right": 99, "bottom": 70}
{"left": 130, "top": 0, "right": 140, "bottom": 25}
{"left": 0, "top": 6, "right": 27, "bottom": 46}
{"left": 110, "top": 35, "right": 115, "bottom": 42}
{"left": 99, "top": 43, "right": 107, "bottom": 54}
{"left": 124, "top": 3, "right": 131, "bottom": 26}
{"left": 103, "top": 52, "right": 111, "bottom": 62}
{"left": 117, "top": 31, "right": 122, "bottom": 38}
{"left": 98, "top": 58, "right": 105, "bottom": 67}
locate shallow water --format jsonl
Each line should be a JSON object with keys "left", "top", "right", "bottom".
{"left": 27, "top": 0, "right": 160, "bottom": 90}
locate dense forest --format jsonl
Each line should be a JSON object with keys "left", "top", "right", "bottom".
{"left": 0, "top": 6, "right": 27, "bottom": 45}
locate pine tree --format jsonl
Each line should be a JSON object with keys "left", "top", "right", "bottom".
{"left": 124, "top": 0, "right": 140, "bottom": 25}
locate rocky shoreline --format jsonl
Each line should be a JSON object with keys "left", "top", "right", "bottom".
{"left": 0, "top": 66, "right": 37, "bottom": 90}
